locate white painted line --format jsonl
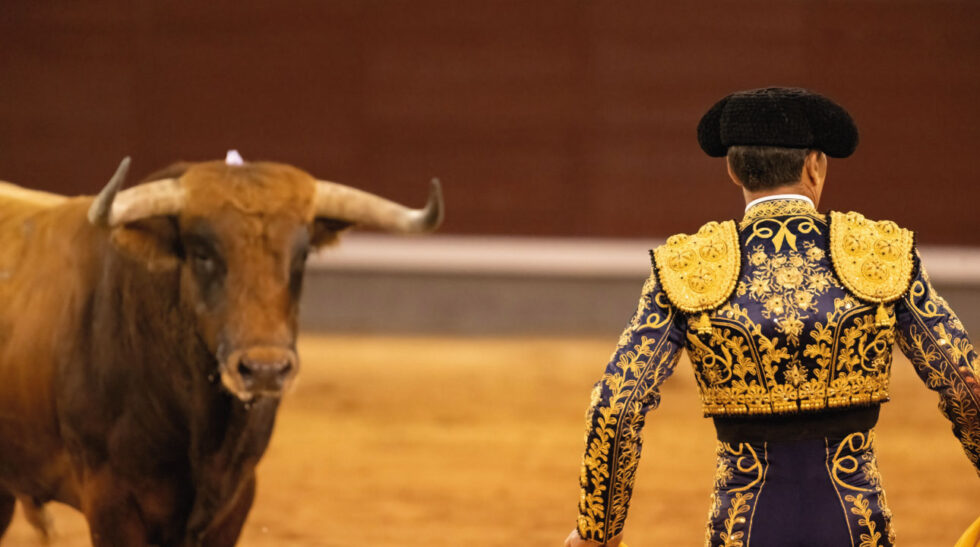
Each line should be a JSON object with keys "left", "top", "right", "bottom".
{"left": 310, "top": 234, "right": 980, "bottom": 284}
{"left": 918, "top": 247, "right": 980, "bottom": 285}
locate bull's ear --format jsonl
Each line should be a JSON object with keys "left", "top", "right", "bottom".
{"left": 109, "top": 217, "right": 180, "bottom": 271}
{"left": 311, "top": 217, "right": 353, "bottom": 248}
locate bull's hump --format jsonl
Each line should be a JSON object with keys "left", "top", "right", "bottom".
{"left": 0, "top": 181, "right": 68, "bottom": 208}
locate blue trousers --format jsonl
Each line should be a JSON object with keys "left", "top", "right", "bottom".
{"left": 705, "top": 430, "right": 895, "bottom": 546}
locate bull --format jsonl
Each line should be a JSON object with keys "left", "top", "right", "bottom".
{"left": 0, "top": 156, "right": 443, "bottom": 545}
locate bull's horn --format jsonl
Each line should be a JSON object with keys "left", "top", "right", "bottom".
{"left": 88, "top": 158, "right": 184, "bottom": 227}
{"left": 313, "top": 178, "right": 444, "bottom": 233}
{"left": 87, "top": 157, "right": 130, "bottom": 226}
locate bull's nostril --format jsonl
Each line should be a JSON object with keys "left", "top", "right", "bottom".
{"left": 230, "top": 348, "right": 296, "bottom": 394}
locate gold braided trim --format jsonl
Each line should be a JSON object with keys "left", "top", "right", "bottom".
{"left": 698, "top": 371, "right": 891, "bottom": 417}
{"left": 829, "top": 211, "right": 914, "bottom": 303}
{"left": 740, "top": 198, "right": 825, "bottom": 228}
{"left": 654, "top": 220, "right": 740, "bottom": 313}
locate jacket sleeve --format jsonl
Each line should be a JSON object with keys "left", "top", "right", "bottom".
{"left": 576, "top": 271, "right": 687, "bottom": 542}
{"left": 895, "top": 253, "right": 980, "bottom": 476}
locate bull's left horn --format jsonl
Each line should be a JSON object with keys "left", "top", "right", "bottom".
{"left": 313, "top": 178, "right": 444, "bottom": 233}
{"left": 88, "top": 158, "right": 184, "bottom": 227}
{"left": 88, "top": 157, "right": 131, "bottom": 226}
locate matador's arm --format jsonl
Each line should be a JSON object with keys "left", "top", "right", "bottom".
{"left": 895, "top": 253, "right": 980, "bottom": 476}
{"left": 576, "top": 270, "right": 686, "bottom": 543}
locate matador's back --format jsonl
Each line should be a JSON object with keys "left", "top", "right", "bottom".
{"left": 654, "top": 197, "right": 916, "bottom": 419}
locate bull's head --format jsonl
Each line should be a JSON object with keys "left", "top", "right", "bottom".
{"left": 87, "top": 157, "right": 442, "bottom": 401}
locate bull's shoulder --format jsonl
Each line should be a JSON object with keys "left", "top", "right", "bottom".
{"left": 828, "top": 210, "right": 915, "bottom": 303}
{"left": 652, "top": 219, "right": 740, "bottom": 313}
{"left": 0, "top": 183, "right": 75, "bottom": 288}
{"left": 0, "top": 181, "right": 68, "bottom": 209}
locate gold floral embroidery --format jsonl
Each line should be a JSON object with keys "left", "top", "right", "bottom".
{"left": 688, "top": 303, "right": 793, "bottom": 415}
{"left": 829, "top": 211, "right": 914, "bottom": 304}
{"left": 706, "top": 442, "right": 767, "bottom": 547}
{"left": 898, "top": 277, "right": 980, "bottom": 475}
{"left": 578, "top": 274, "right": 683, "bottom": 541}
{"left": 721, "top": 492, "right": 753, "bottom": 547}
{"left": 825, "top": 431, "right": 897, "bottom": 545}
{"left": 827, "top": 431, "right": 885, "bottom": 547}
{"left": 705, "top": 442, "right": 733, "bottom": 545}
{"left": 844, "top": 494, "right": 882, "bottom": 547}
{"left": 859, "top": 434, "right": 896, "bottom": 544}
{"left": 736, "top": 241, "right": 837, "bottom": 345}
{"left": 690, "top": 273, "right": 892, "bottom": 415}
{"left": 686, "top": 205, "right": 902, "bottom": 416}
{"left": 617, "top": 272, "right": 670, "bottom": 348}
{"left": 654, "top": 220, "right": 740, "bottom": 313}
{"left": 805, "top": 297, "right": 893, "bottom": 410}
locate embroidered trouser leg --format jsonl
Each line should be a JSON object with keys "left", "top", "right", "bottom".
{"left": 705, "top": 430, "right": 895, "bottom": 547}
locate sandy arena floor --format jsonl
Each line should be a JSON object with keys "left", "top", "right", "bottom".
{"left": 4, "top": 335, "right": 977, "bottom": 546}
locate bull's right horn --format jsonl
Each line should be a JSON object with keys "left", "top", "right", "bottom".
{"left": 88, "top": 157, "right": 184, "bottom": 227}
{"left": 313, "top": 178, "right": 444, "bottom": 233}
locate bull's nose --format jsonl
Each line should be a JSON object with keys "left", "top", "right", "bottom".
{"left": 234, "top": 346, "right": 298, "bottom": 393}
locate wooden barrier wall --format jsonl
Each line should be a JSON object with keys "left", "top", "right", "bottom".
{"left": 1, "top": 1, "right": 978, "bottom": 243}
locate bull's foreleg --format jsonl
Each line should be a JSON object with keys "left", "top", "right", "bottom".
{"left": 196, "top": 475, "right": 256, "bottom": 547}
{"left": 185, "top": 397, "right": 275, "bottom": 545}
{"left": 0, "top": 488, "right": 15, "bottom": 536}
{"left": 183, "top": 473, "right": 256, "bottom": 547}
{"left": 18, "top": 495, "right": 54, "bottom": 541}
{"left": 82, "top": 469, "right": 150, "bottom": 547}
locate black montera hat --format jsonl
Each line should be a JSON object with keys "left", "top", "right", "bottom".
{"left": 697, "top": 87, "right": 858, "bottom": 158}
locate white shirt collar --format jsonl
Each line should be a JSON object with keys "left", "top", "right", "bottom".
{"left": 744, "top": 193, "right": 814, "bottom": 212}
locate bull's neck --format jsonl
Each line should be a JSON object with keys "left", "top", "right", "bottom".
{"left": 86, "top": 244, "right": 215, "bottom": 409}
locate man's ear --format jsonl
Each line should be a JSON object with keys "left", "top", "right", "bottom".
{"left": 311, "top": 217, "right": 353, "bottom": 248}
{"left": 109, "top": 217, "right": 180, "bottom": 272}
{"left": 803, "top": 150, "right": 827, "bottom": 186}
{"left": 726, "top": 157, "right": 744, "bottom": 188}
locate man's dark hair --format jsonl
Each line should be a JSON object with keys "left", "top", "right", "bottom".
{"left": 726, "top": 146, "right": 810, "bottom": 190}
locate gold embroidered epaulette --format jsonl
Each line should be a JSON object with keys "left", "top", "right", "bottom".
{"left": 653, "top": 220, "right": 740, "bottom": 333}
{"left": 829, "top": 211, "right": 914, "bottom": 326}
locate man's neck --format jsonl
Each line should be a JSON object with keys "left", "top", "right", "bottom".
{"left": 743, "top": 182, "right": 818, "bottom": 208}
{"left": 744, "top": 193, "right": 815, "bottom": 213}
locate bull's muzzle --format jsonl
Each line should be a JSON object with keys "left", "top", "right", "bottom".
{"left": 221, "top": 346, "right": 299, "bottom": 400}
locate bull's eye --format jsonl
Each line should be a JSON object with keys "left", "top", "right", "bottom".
{"left": 191, "top": 249, "right": 216, "bottom": 273}
{"left": 288, "top": 249, "right": 309, "bottom": 297}
{"left": 181, "top": 226, "right": 225, "bottom": 305}
{"left": 186, "top": 242, "right": 226, "bottom": 306}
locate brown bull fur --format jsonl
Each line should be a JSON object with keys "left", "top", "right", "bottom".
{"left": 0, "top": 161, "right": 359, "bottom": 546}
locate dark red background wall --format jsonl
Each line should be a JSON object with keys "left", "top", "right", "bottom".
{"left": 1, "top": 1, "right": 978, "bottom": 244}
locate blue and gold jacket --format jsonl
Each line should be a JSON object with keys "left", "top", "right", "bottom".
{"left": 576, "top": 197, "right": 980, "bottom": 543}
